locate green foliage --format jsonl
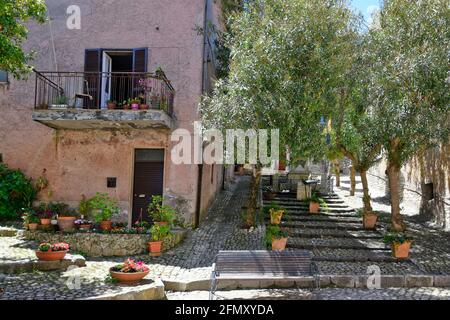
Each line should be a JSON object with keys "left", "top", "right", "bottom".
{"left": 147, "top": 195, "right": 176, "bottom": 224}
{"left": 262, "top": 202, "right": 283, "bottom": 217}
{"left": 0, "top": 0, "right": 47, "bottom": 78}
{"left": 150, "top": 224, "right": 170, "bottom": 242}
{"left": 383, "top": 233, "right": 412, "bottom": 245}
{"left": 88, "top": 193, "right": 119, "bottom": 223}
{"left": 22, "top": 209, "right": 39, "bottom": 224}
{"left": 0, "top": 163, "right": 37, "bottom": 220}
{"left": 264, "top": 225, "right": 288, "bottom": 248}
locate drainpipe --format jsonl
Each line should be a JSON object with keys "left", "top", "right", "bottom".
{"left": 194, "top": 0, "right": 209, "bottom": 228}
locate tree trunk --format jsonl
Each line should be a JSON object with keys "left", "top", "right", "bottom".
{"left": 350, "top": 166, "right": 356, "bottom": 196}
{"left": 360, "top": 169, "right": 373, "bottom": 213}
{"left": 387, "top": 164, "right": 405, "bottom": 232}
{"left": 334, "top": 160, "right": 341, "bottom": 187}
{"left": 245, "top": 166, "right": 262, "bottom": 227}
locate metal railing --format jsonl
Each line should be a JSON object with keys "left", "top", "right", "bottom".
{"left": 34, "top": 70, "right": 175, "bottom": 115}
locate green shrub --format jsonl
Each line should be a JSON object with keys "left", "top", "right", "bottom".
{"left": 0, "top": 164, "right": 37, "bottom": 220}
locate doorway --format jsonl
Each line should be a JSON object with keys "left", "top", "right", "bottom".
{"left": 101, "top": 51, "right": 133, "bottom": 108}
{"left": 132, "top": 149, "right": 165, "bottom": 223}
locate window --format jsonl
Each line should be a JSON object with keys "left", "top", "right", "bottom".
{"left": 423, "top": 183, "right": 434, "bottom": 201}
{"left": 0, "top": 71, "right": 8, "bottom": 85}
{"left": 211, "top": 164, "right": 215, "bottom": 184}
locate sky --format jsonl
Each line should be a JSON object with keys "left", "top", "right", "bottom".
{"left": 351, "top": 0, "right": 383, "bottom": 24}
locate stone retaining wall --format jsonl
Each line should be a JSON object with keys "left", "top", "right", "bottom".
{"left": 23, "top": 229, "right": 186, "bottom": 257}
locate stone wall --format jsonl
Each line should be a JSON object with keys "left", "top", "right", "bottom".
{"left": 23, "top": 229, "right": 186, "bottom": 257}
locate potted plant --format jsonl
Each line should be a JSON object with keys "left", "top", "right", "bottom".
{"left": 148, "top": 195, "right": 176, "bottom": 226}
{"left": 35, "top": 202, "right": 53, "bottom": 226}
{"left": 358, "top": 208, "right": 379, "bottom": 230}
{"left": 89, "top": 192, "right": 119, "bottom": 231}
{"left": 123, "top": 100, "right": 131, "bottom": 110}
{"left": 50, "top": 95, "right": 69, "bottom": 109}
{"left": 383, "top": 233, "right": 412, "bottom": 259}
{"left": 109, "top": 258, "right": 150, "bottom": 283}
{"left": 107, "top": 100, "right": 116, "bottom": 110}
{"left": 262, "top": 186, "right": 277, "bottom": 200}
{"left": 35, "top": 242, "right": 70, "bottom": 261}
{"left": 75, "top": 219, "right": 92, "bottom": 231}
{"left": 148, "top": 224, "right": 170, "bottom": 256}
{"left": 265, "top": 225, "right": 289, "bottom": 251}
{"left": 23, "top": 211, "right": 40, "bottom": 230}
{"left": 130, "top": 98, "right": 140, "bottom": 110}
{"left": 269, "top": 207, "right": 284, "bottom": 225}
{"left": 308, "top": 192, "right": 326, "bottom": 214}
{"left": 55, "top": 203, "right": 78, "bottom": 232}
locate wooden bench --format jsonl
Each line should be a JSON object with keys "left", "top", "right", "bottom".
{"left": 210, "top": 250, "right": 317, "bottom": 300}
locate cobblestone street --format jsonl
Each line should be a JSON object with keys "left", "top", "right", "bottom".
{"left": 1, "top": 175, "right": 450, "bottom": 300}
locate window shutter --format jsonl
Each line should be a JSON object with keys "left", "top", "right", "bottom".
{"left": 84, "top": 49, "right": 102, "bottom": 108}
{"left": 132, "top": 48, "right": 148, "bottom": 73}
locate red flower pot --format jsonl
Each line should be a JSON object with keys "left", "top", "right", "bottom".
{"left": 392, "top": 241, "right": 412, "bottom": 259}
{"left": 35, "top": 250, "right": 68, "bottom": 261}
{"left": 363, "top": 213, "right": 378, "bottom": 230}
{"left": 109, "top": 269, "right": 150, "bottom": 283}
{"left": 40, "top": 219, "right": 51, "bottom": 226}
{"left": 100, "top": 221, "right": 112, "bottom": 231}
{"left": 272, "top": 237, "right": 288, "bottom": 251}
{"left": 57, "top": 217, "right": 76, "bottom": 232}
{"left": 148, "top": 241, "right": 163, "bottom": 256}
{"left": 309, "top": 202, "right": 320, "bottom": 214}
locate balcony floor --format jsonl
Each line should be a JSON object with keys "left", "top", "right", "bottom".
{"left": 32, "top": 109, "right": 175, "bottom": 130}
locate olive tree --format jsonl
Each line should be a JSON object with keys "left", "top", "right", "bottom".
{"left": 0, "top": 0, "right": 47, "bottom": 78}
{"left": 366, "top": 0, "right": 450, "bottom": 231}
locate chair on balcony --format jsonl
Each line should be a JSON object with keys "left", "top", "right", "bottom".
{"left": 73, "top": 79, "right": 93, "bottom": 108}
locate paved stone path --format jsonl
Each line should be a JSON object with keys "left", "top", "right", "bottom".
{"left": 1, "top": 174, "right": 450, "bottom": 300}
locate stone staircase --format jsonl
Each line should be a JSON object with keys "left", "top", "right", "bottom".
{"left": 263, "top": 191, "right": 402, "bottom": 265}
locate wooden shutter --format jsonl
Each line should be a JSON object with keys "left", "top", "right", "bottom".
{"left": 133, "top": 48, "right": 148, "bottom": 73}
{"left": 84, "top": 49, "right": 102, "bottom": 108}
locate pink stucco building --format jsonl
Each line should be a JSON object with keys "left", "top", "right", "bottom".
{"left": 0, "top": 0, "right": 228, "bottom": 227}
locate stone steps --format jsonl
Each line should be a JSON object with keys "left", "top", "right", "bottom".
{"left": 267, "top": 201, "right": 350, "bottom": 209}
{"left": 0, "top": 254, "right": 86, "bottom": 274}
{"left": 311, "top": 248, "right": 397, "bottom": 263}
{"left": 287, "top": 229, "right": 381, "bottom": 239}
{"left": 286, "top": 237, "right": 388, "bottom": 250}
{"left": 281, "top": 221, "right": 365, "bottom": 231}
{"left": 281, "top": 209, "right": 358, "bottom": 216}
{"left": 275, "top": 207, "right": 356, "bottom": 214}
{"left": 265, "top": 215, "right": 361, "bottom": 223}
{"left": 271, "top": 197, "right": 345, "bottom": 204}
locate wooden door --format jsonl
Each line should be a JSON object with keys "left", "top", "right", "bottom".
{"left": 132, "top": 149, "right": 164, "bottom": 223}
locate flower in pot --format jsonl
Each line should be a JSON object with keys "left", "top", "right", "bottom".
{"left": 109, "top": 258, "right": 150, "bottom": 283}
{"left": 134, "top": 220, "right": 150, "bottom": 234}
{"left": 383, "top": 233, "right": 412, "bottom": 259}
{"left": 35, "top": 242, "right": 70, "bottom": 261}
{"left": 123, "top": 100, "right": 131, "bottom": 110}
{"left": 265, "top": 225, "right": 289, "bottom": 251}
{"left": 75, "top": 219, "right": 92, "bottom": 231}
{"left": 147, "top": 195, "right": 176, "bottom": 226}
{"left": 107, "top": 100, "right": 116, "bottom": 110}
{"left": 357, "top": 209, "right": 379, "bottom": 230}
{"left": 23, "top": 210, "right": 40, "bottom": 230}
{"left": 35, "top": 202, "right": 53, "bottom": 226}
{"left": 130, "top": 98, "right": 140, "bottom": 110}
{"left": 148, "top": 224, "right": 170, "bottom": 256}
{"left": 269, "top": 207, "right": 284, "bottom": 225}
{"left": 89, "top": 192, "right": 119, "bottom": 231}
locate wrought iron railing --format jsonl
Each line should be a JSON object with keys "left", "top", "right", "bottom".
{"left": 34, "top": 70, "right": 175, "bottom": 115}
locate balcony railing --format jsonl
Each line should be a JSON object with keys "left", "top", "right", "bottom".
{"left": 34, "top": 70, "right": 175, "bottom": 115}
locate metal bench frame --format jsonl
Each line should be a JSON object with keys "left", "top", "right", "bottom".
{"left": 209, "top": 250, "right": 319, "bottom": 300}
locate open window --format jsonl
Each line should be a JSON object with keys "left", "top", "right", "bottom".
{"left": 84, "top": 48, "right": 148, "bottom": 109}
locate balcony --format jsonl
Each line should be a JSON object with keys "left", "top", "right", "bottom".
{"left": 32, "top": 71, "right": 175, "bottom": 130}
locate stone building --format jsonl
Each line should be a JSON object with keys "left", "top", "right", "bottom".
{"left": 0, "top": 0, "right": 229, "bottom": 227}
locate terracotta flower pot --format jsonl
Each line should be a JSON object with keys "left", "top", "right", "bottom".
{"left": 35, "top": 250, "right": 68, "bottom": 261}
{"left": 28, "top": 223, "right": 39, "bottom": 231}
{"left": 110, "top": 269, "right": 150, "bottom": 283}
{"left": 123, "top": 104, "right": 131, "bottom": 110}
{"left": 154, "top": 221, "right": 168, "bottom": 226}
{"left": 270, "top": 211, "right": 284, "bottom": 225}
{"left": 272, "top": 237, "right": 288, "bottom": 251}
{"left": 363, "top": 213, "right": 378, "bottom": 230}
{"left": 57, "top": 217, "right": 76, "bottom": 232}
{"left": 140, "top": 104, "right": 149, "bottom": 110}
{"left": 107, "top": 102, "right": 116, "bottom": 110}
{"left": 148, "top": 241, "right": 163, "bottom": 256}
{"left": 79, "top": 224, "right": 91, "bottom": 231}
{"left": 100, "top": 221, "right": 112, "bottom": 231}
{"left": 391, "top": 241, "right": 412, "bottom": 259}
{"left": 131, "top": 103, "right": 140, "bottom": 110}
{"left": 278, "top": 160, "right": 286, "bottom": 171}
{"left": 40, "top": 219, "right": 51, "bottom": 226}
{"left": 309, "top": 202, "right": 320, "bottom": 214}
